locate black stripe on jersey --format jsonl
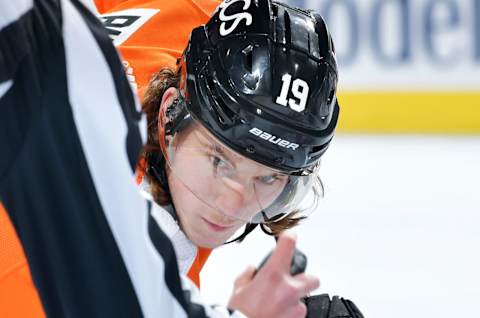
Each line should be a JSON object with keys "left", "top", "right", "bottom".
{"left": 0, "top": 0, "right": 63, "bottom": 84}
{"left": 148, "top": 210, "right": 215, "bottom": 318}
{"left": 0, "top": 0, "right": 60, "bottom": 184}
{"left": 1, "top": 0, "right": 143, "bottom": 316}
{"left": 183, "top": 290, "right": 211, "bottom": 318}
{"left": 0, "top": 6, "right": 31, "bottom": 84}
{"left": 71, "top": 0, "right": 143, "bottom": 172}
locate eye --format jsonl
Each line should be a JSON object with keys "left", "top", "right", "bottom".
{"left": 257, "top": 174, "right": 281, "bottom": 185}
{"left": 208, "top": 149, "right": 231, "bottom": 172}
{"left": 211, "top": 155, "right": 227, "bottom": 168}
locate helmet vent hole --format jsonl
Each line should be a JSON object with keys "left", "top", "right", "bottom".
{"left": 284, "top": 10, "right": 291, "bottom": 45}
{"left": 242, "top": 45, "right": 254, "bottom": 73}
{"left": 327, "top": 89, "right": 335, "bottom": 103}
{"left": 205, "top": 75, "right": 235, "bottom": 125}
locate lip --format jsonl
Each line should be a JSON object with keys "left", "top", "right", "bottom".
{"left": 201, "top": 217, "right": 235, "bottom": 232}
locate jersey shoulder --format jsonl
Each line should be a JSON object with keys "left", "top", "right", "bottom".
{"left": 96, "top": 0, "right": 221, "bottom": 97}
{"left": 95, "top": 0, "right": 221, "bottom": 15}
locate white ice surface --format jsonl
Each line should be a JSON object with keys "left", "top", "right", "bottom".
{"left": 201, "top": 135, "right": 480, "bottom": 318}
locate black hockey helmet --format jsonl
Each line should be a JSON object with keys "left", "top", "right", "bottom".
{"left": 176, "top": 0, "right": 339, "bottom": 174}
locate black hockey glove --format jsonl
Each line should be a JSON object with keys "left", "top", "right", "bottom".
{"left": 304, "top": 294, "right": 364, "bottom": 318}
{"left": 256, "top": 248, "right": 307, "bottom": 276}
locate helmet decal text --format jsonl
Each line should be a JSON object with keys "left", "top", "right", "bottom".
{"left": 249, "top": 127, "right": 299, "bottom": 150}
{"left": 275, "top": 73, "right": 309, "bottom": 112}
{"left": 219, "top": 0, "right": 253, "bottom": 36}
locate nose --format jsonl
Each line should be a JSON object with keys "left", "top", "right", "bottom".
{"left": 215, "top": 177, "right": 250, "bottom": 217}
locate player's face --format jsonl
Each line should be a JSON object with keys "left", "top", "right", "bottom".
{"left": 166, "top": 125, "right": 288, "bottom": 248}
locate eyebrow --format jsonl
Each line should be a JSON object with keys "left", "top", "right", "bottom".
{"left": 197, "top": 134, "right": 238, "bottom": 167}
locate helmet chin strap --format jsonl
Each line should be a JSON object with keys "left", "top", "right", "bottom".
{"left": 223, "top": 223, "right": 258, "bottom": 245}
{"left": 146, "top": 151, "right": 180, "bottom": 222}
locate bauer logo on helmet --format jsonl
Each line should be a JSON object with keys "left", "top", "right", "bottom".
{"left": 249, "top": 128, "right": 299, "bottom": 150}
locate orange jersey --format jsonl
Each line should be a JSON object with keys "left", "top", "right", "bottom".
{"left": 0, "top": 0, "right": 219, "bottom": 315}
{"left": 0, "top": 204, "right": 45, "bottom": 318}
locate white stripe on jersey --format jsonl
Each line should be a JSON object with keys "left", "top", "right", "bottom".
{"left": 0, "top": 0, "right": 33, "bottom": 30}
{"left": 0, "top": 80, "right": 13, "bottom": 99}
{"left": 61, "top": 0, "right": 185, "bottom": 317}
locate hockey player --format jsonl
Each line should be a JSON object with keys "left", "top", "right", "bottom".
{"left": 138, "top": 0, "right": 338, "bottom": 279}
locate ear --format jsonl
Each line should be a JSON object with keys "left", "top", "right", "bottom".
{"left": 157, "top": 87, "right": 179, "bottom": 154}
{"left": 158, "top": 87, "right": 179, "bottom": 131}
{"left": 158, "top": 87, "right": 179, "bottom": 121}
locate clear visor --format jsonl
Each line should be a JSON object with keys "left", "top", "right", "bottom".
{"left": 163, "top": 121, "right": 319, "bottom": 224}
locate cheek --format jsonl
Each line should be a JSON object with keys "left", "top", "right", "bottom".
{"left": 171, "top": 155, "right": 217, "bottom": 200}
